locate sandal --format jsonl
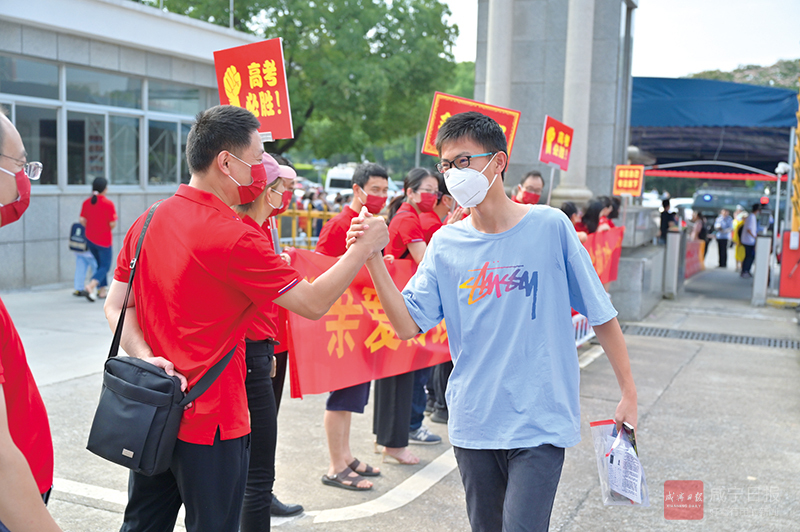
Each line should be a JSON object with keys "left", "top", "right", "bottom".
{"left": 321, "top": 466, "right": 372, "bottom": 491}
{"left": 349, "top": 458, "right": 380, "bottom": 477}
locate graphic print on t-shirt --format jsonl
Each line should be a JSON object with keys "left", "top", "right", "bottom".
{"left": 458, "top": 260, "right": 539, "bottom": 320}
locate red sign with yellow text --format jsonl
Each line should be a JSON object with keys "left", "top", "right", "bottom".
{"left": 538, "top": 116, "right": 573, "bottom": 171}
{"left": 422, "top": 92, "right": 521, "bottom": 156}
{"left": 613, "top": 165, "right": 645, "bottom": 196}
{"left": 213, "top": 38, "right": 293, "bottom": 141}
{"left": 284, "top": 249, "right": 451, "bottom": 398}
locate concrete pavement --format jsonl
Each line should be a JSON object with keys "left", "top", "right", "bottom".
{"left": 3, "top": 262, "right": 800, "bottom": 531}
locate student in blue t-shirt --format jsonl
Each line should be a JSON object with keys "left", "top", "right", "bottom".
{"left": 347, "top": 112, "right": 638, "bottom": 532}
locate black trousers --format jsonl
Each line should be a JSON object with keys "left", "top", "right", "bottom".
{"left": 454, "top": 445, "right": 565, "bottom": 532}
{"left": 271, "top": 349, "right": 288, "bottom": 413}
{"left": 717, "top": 238, "right": 729, "bottom": 267}
{"left": 119, "top": 431, "right": 249, "bottom": 532}
{"left": 373, "top": 371, "right": 414, "bottom": 448}
{"left": 241, "top": 341, "right": 277, "bottom": 532}
{"left": 433, "top": 361, "right": 453, "bottom": 411}
{"left": 742, "top": 244, "right": 756, "bottom": 274}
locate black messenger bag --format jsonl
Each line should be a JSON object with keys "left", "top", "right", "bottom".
{"left": 86, "top": 201, "right": 234, "bottom": 476}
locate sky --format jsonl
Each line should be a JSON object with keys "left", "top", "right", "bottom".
{"left": 443, "top": 0, "right": 800, "bottom": 78}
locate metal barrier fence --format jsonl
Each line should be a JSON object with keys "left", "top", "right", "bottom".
{"left": 274, "top": 206, "right": 340, "bottom": 250}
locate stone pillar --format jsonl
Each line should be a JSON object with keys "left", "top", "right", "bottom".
{"left": 551, "top": 0, "right": 595, "bottom": 206}
{"left": 484, "top": 0, "right": 513, "bottom": 108}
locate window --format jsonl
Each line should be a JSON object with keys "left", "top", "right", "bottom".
{"left": 109, "top": 115, "right": 139, "bottom": 185}
{"left": 0, "top": 54, "right": 59, "bottom": 100}
{"left": 67, "top": 67, "right": 142, "bottom": 109}
{"left": 148, "top": 120, "right": 177, "bottom": 185}
{"left": 67, "top": 111, "right": 105, "bottom": 185}
{"left": 149, "top": 80, "right": 203, "bottom": 116}
{"left": 15, "top": 106, "right": 58, "bottom": 185}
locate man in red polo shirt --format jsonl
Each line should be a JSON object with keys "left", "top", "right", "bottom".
{"left": 317, "top": 163, "right": 388, "bottom": 491}
{"left": 104, "top": 105, "right": 388, "bottom": 532}
{"left": 513, "top": 170, "right": 545, "bottom": 204}
{"left": 0, "top": 112, "right": 61, "bottom": 531}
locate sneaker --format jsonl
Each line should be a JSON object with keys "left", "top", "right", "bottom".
{"left": 430, "top": 407, "right": 448, "bottom": 424}
{"left": 741, "top": 272, "right": 752, "bottom": 278}
{"left": 85, "top": 287, "right": 97, "bottom": 302}
{"left": 73, "top": 290, "right": 87, "bottom": 297}
{"left": 409, "top": 425, "right": 441, "bottom": 445}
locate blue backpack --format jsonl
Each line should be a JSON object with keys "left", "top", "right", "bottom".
{"left": 69, "top": 223, "right": 88, "bottom": 252}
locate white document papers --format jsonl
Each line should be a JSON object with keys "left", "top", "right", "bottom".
{"left": 606, "top": 435, "right": 642, "bottom": 504}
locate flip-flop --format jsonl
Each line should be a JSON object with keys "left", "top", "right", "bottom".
{"left": 321, "top": 466, "right": 372, "bottom": 491}
{"left": 349, "top": 458, "right": 380, "bottom": 477}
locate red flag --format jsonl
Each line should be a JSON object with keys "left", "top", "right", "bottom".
{"left": 582, "top": 227, "right": 625, "bottom": 284}
{"left": 285, "top": 249, "right": 450, "bottom": 398}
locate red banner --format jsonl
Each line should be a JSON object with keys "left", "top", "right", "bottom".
{"left": 538, "top": 115, "right": 573, "bottom": 171}
{"left": 284, "top": 249, "right": 450, "bottom": 398}
{"left": 583, "top": 227, "right": 625, "bottom": 284}
{"left": 684, "top": 240, "right": 705, "bottom": 279}
{"left": 213, "top": 38, "right": 293, "bottom": 141}
{"left": 421, "top": 92, "right": 521, "bottom": 157}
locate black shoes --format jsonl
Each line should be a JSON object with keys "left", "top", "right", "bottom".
{"left": 271, "top": 495, "right": 303, "bottom": 517}
{"left": 430, "top": 407, "right": 448, "bottom": 424}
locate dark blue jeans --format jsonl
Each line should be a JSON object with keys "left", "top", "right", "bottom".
{"left": 87, "top": 239, "right": 113, "bottom": 288}
{"left": 409, "top": 367, "right": 432, "bottom": 431}
{"left": 453, "top": 444, "right": 565, "bottom": 532}
{"left": 742, "top": 243, "right": 755, "bottom": 274}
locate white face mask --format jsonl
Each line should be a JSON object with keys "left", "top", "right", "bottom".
{"left": 443, "top": 152, "right": 498, "bottom": 208}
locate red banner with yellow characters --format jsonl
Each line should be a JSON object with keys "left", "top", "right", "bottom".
{"left": 213, "top": 38, "right": 293, "bottom": 141}
{"left": 582, "top": 227, "right": 625, "bottom": 284}
{"left": 421, "top": 92, "right": 521, "bottom": 157}
{"left": 284, "top": 249, "right": 451, "bottom": 398}
{"left": 538, "top": 115, "right": 573, "bottom": 171}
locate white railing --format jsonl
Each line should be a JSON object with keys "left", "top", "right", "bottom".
{"left": 573, "top": 313, "right": 595, "bottom": 347}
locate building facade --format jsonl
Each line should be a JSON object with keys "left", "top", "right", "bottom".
{"left": 0, "top": 0, "right": 257, "bottom": 288}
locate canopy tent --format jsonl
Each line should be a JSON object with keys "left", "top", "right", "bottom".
{"left": 630, "top": 77, "right": 798, "bottom": 173}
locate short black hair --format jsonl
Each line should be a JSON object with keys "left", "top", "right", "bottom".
{"left": 186, "top": 105, "right": 260, "bottom": 175}
{"left": 560, "top": 201, "right": 578, "bottom": 219}
{"left": 751, "top": 202, "right": 762, "bottom": 213}
{"left": 269, "top": 152, "right": 295, "bottom": 170}
{"left": 352, "top": 162, "right": 388, "bottom": 188}
{"left": 662, "top": 198, "right": 671, "bottom": 210}
{"left": 520, "top": 171, "right": 543, "bottom": 187}
{"left": 435, "top": 112, "right": 507, "bottom": 178}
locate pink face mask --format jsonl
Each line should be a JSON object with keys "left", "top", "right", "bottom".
{"left": 0, "top": 167, "right": 31, "bottom": 227}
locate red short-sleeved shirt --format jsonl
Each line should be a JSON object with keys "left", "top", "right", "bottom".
{"left": 315, "top": 205, "right": 358, "bottom": 258}
{"left": 0, "top": 297, "right": 53, "bottom": 494}
{"left": 81, "top": 195, "right": 117, "bottom": 247}
{"left": 115, "top": 185, "right": 300, "bottom": 444}
{"left": 242, "top": 216, "right": 280, "bottom": 341}
{"left": 386, "top": 202, "right": 424, "bottom": 259}
{"left": 420, "top": 212, "right": 443, "bottom": 244}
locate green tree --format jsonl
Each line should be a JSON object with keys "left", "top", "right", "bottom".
{"left": 136, "top": 0, "right": 458, "bottom": 157}
{"left": 688, "top": 59, "right": 800, "bottom": 91}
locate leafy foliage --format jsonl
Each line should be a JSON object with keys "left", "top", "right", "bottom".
{"left": 687, "top": 59, "right": 799, "bottom": 92}
{"left": 135, "top": 0, "right": 458, "bottom": 157}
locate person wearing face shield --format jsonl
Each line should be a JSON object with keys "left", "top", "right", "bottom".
{"left": 513, "top": 170, "right": 545, "bottom": 205}
{"left": 103, "top": 106, "right": 388, "bottom": 532}
{"left": 0, "top": 112, "right": 62, "bottom": 532}
{"left": 316, "top": 163, "right": 388, "bottom": 491}
{"left": 350, "top": 111, "right": 638, "bottom": 532}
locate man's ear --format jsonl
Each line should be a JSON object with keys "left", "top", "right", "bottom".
{"left": 494, "top": 151, "right": 508, "bottom": 175}
{"left": 216, "top": 151, "right": 230, "bottom": 174}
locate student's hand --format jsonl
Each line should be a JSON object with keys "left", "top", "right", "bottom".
{"left": 614, "top": 393, "right": 638, "bottom": 432}
{"left": 279, "top": 253, "right": 291, "bottom": 266}
{"left": 383, "top": 254, "right": 395, "bottom": 264}
{"left": 445, "top": 206, "right": 465, "bottom": 225}
{"left": 347, "top": 207, "right": 389, "bottom": 254}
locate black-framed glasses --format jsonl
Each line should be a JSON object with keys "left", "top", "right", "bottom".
{"left": 0, "top": 153, "right": 42, "bottom": 180}
{"left": 436, "top": 152, "right": 495, "bottom": 173}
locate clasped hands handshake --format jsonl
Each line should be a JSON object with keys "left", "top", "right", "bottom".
{"left": 346, "top": 207, "right": 390, "bottom": 258}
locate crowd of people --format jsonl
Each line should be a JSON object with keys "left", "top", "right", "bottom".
{"left": 1, "top": 108, "right": 638, "bottom": 532}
